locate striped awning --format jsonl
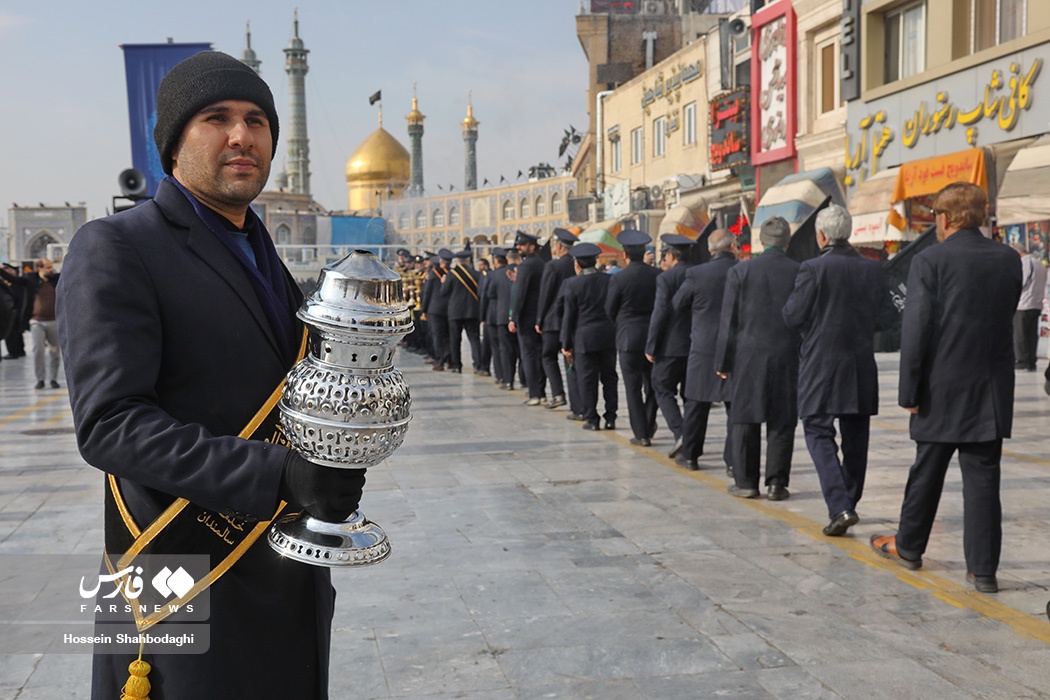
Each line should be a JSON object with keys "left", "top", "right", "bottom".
{"left": 579, "top": 220, "right": 624, "bottom": 252}
{"left": 996, "top": 135, "right": 1050, "bottom": 225}
{"left": 753, "top": 167, "right": 845, "bottom": 233}
{"left": 658, "top": 192, "right": 709, "bottom": 237}
{"left": 847, "top": 168, "right": 909, "bottom": 244}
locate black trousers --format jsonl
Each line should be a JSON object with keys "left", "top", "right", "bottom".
{"left": 497, "top": 325, "right": 518, "bottom": 386}
{"left": 517, "top": 325, "right": 544, "bottom": 399}
{"left": 895, "top": 440, "right": 1002, "bottom": 577}
{"left": 682, "top": 400, "right": 732, "bottom": 466}
{"left": 802, "top": 414, "right": 870, "bottom": 518}
{"left": 428, "top": 313, "right": 450, "bottom": 367}
{"left": 1013, "top": 308, "right": 1040, "bottom": 369}
{"left": 619, "top": 351, "right": 658, "bottom": 440}
{"left": 576, "top": 347, "right": 618, "bottom": 426}
{"left": 732, "top": 421, "right": 795, "bottom": 489}
{"left": 541, "top": 331, "right": 566, "bottom": 399}
{"left": 4, "top": 327, "right": 25, "bottom": 357}
{"left": 651, "top": 356, "right": 688, "bottom": 439}
{"left": 448, "top": 318, "right": 481, "bottom": 371}
{"left": 478, "top": 322, "right": 493, "bottom": 372}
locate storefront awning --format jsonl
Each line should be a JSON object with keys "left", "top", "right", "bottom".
{"left": 579, "top": 219, "right": 624, "bottom": 252}
{"left": 658, "top": 192, "right": 709, "bottom": 237}
{"left": 847, "top": 168, "right": 909, "bottom": 244}
{"left": 995, "top": 135, "right": 1050, "bottom": 225}
{"left": 753, "top": 167, "right": 845, "bottom": 233}
{"left": 891, "top": 147, "right": 987, "bottom": 203}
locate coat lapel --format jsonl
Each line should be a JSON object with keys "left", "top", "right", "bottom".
{"left": 154, "top": 181, "right": 284, "bottom": 362}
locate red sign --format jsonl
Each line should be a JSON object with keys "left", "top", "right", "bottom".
{"left": 709, "top": 90, "right": 749, "bottom": 170}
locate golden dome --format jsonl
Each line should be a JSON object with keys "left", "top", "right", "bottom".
{"left": 345, "top": 127, "right": 411, "bottom": 184}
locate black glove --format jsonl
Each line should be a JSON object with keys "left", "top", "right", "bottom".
{"left": 279, "top": 452, "right": 367, "bottom": 522}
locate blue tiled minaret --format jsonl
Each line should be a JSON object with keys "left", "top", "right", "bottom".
{"left": 284, "top": 10, "right": 310, "bottom": 195}
{"left": 406, "top": 87, "right": 425, "bottom": 196}
{"left": 462, "top": 96, "right": 479, "bottom": 191}
{"left": 241, "top": 21, "right": 261, "bottom": 74}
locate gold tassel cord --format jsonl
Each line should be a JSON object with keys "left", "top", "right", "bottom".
{"left": 120, "top": 638, "right": 151, "bottom": 700}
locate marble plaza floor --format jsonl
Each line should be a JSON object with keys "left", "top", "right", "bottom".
{"left": 1, "top": 343, "right": 1049, "bottom": 699}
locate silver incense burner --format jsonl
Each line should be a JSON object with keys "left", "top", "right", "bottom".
{"left": 268, "top": 250, "right": 412, "bottom": 567}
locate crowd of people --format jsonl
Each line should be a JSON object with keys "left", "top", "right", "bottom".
{"left": 0, "top": 258, "right": 63, "bottom": 388}
{"left": 394, "top": 183, "right": 1039, "bottom": 595}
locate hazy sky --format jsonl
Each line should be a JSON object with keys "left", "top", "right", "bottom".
{"left": 0, "top": 1, "right": 589, "bottom": 224}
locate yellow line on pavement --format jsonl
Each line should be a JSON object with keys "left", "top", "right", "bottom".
{"left": 604, "top": 429, "right": 1050, "bottom": 645}
{"left": 0, "top": 394, "right": 68, "bottom": 427}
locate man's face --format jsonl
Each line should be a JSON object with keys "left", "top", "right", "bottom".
{"left": 37, "top": 260, "right": 54, "bottom": 278}
{"left": 171, "top": 100, "right": 272, "bottom": 216}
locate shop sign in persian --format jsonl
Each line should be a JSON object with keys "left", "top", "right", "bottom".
{"left": 845, "top": 46, "right": 1047, "bottom": 189}
{"left": 750, "top": 1, "right": 797, "bottom": 166}
{"left": 709, "top": 89, "right": 749, "bottom": 171}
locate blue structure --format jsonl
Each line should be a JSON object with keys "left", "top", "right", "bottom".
{"left": 331, "top": 216, "right": 387, "bottom": 258}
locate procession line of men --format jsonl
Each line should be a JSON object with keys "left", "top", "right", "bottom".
{"left": 402, "top": 182, "right": 1022, "bottom": 594}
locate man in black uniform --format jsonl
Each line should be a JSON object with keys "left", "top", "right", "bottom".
{"left": 783, "top": 205, "right": 891, "bottom": 535}
{"left": 475, "top": 256, "right": 493, "bottom": 375}
{"left": 714, "top": 217, "right": 801, "bottom": 501}
{"left": 606, "top": 230, "right": 660, "bottom": 445}
{"left": 480, "top": 248, "right": 508, "bottom": 385}
{"left": 510, "top": 231, "right": 547, "bottom": 405}
{"left": 673, "top": 229, "right": 738, "bottom": 471}
{"left": 57, "top": 51, "right": 363, "bottom": 698}
{"left": 645, "top": 234, "right": 698, "bottom": 457}
{"left": 871, "top": 183, "right": 1022, "bottom": 593}
{"left": 440, "top": 250, "right": 482, "bottom": 374}
{"left": 561, "top": 242, "right": 618, "bottom": 431}
{"left": 422, "top": 249, "right": 453, "bottom": 371}
{"left": 537, "top": 228, "right": 581, "bottom": 412}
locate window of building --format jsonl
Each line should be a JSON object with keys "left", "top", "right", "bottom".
{"left": 683, "top": 102, "right": 697, "bottom": 145}
{"left": 972, "top": 0, "right": 1025, "bottom": 52}
{"left": 653, "top": 117, "right": 666, "bottom": 157}
{"left": 502, "top": 199, "right": 514, "bottom": 220}
{"left": 535, "top": 196, "right": 546, "bottom": 216}
{"left": 520, "top": 197, "right": 531, "bottom": 218}
{"left": 448, "top": 207, "right": 460, "bottom": 226}
{"left": 432, "top": 208, "right": 445, "bottom": 227}
{"left": 276, "top": 224, "right": 291, "bottom": 245}
{"left": 884, "top": 2, "right": 925, "bottom": 83}
{"left": 551, "top": 192, "right": 563, "bottom": 214}
{"left": 611, "top": 136, "right": 622, "bottom": 171}
{"left": 816, "top": 37, "right": 840, "bottom": 115}
{"left": 415, "top": 210, "right": 426, "bottom": 228}
{"left": 398, "top": 212, "right": 409, "bottom": 230}
{"left": 631, "top": 127, "right": 643, "bottom": 164}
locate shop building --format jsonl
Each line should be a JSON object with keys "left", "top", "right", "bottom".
{"left": 843, "top": 0, "right": 1050, "bottom": 258}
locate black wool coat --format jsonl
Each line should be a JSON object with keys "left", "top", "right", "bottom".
{"left": 605, "top": 260, "right": 660, "bottom": 353}
{"left": 898, "top": 228, "right": 1022, "bottom": 442}
{"left": 783, "top": 242, "right": 891, "bottom": 417}
{"left": 440, "top": 264, "right": 481, "bottom": 320}
{"left": 645, "top": 261, "right": 694, "bottom": 358}
{"left": 511, "top": 254, "right": 545, "bottom": 327}
{"left": 57, "top": 180, "right": 332, "bottom": 699}
{"left": 673, "top": 253, "right": 737, "bottom": 403}
{"left": 561, "top": 270, "right": 616, "bottom": 353}
{"left": 714, "top": 248, "right": 801, "bottom": 424}
{"left": 538, "top": 254, "right": 577, "bottom": 332}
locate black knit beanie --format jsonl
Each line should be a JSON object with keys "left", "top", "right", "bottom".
{"left": 154, "top": 51, "right": 280, "bottom": 175}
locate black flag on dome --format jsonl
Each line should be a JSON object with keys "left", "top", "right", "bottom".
{"left": 368, "top": 90, "right": 382, "bottom": 105}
